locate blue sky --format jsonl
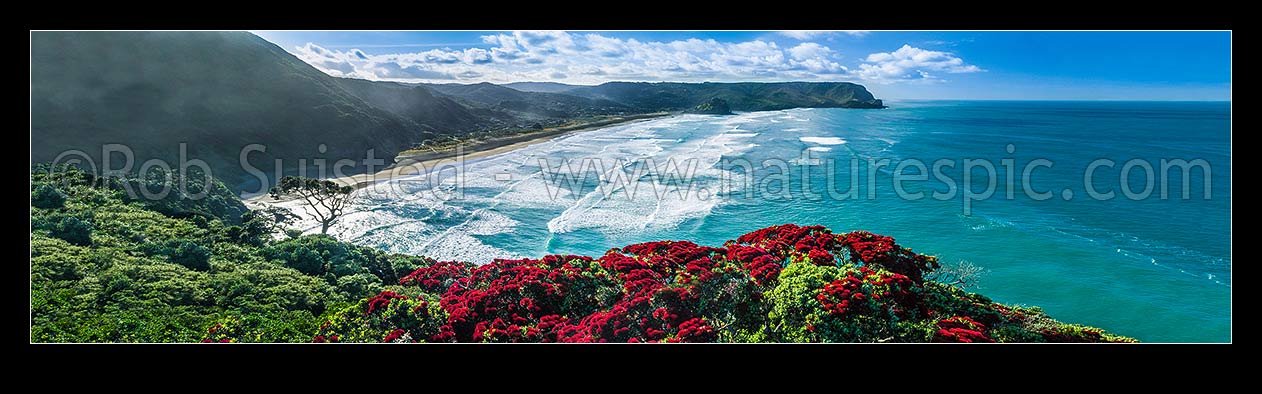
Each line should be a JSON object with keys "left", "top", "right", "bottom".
{"left": 253, "top": 31, "right": 1231, "bottom": 101}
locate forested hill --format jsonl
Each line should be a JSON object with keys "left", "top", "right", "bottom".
{"left": 32, "top": 31, "right": 884, "bottom": 194}
{"left": 562, "top": 81, "right": 885, "bottom": 111}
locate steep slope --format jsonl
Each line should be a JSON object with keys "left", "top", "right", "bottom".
{"left": 566, "top": 81, "right": 886, "bottom": 111}
{"left": 333, "top": 79, "right": 488, "bottom": 135}
{"left": 426, "top": 82, "right": 630, "bottom": 122}
{"left": 31, "top": 31, "right": 434, "bottom": 192}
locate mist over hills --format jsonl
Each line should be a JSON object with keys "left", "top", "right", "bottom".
{"left": 501, "top": 81, "right": 584, "bottom": 94}
{"left": 31, "top": 31, "right": 884, "bottom": 193}
{"left": 424, "top": 82, "right": 630, "bottom": 122}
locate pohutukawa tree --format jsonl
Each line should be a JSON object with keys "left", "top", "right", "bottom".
{"left": 269, "top": 176, "right": 355, "bottom": 234}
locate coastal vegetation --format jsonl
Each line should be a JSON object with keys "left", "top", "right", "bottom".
{"left": 31, "top": 165, "right": 1134, "bottom": 343}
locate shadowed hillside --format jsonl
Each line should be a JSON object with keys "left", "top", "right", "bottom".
{"left": 31, "top": 31, "right": 433, "bottom": 193}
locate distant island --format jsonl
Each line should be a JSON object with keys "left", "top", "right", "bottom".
{"left": 31, "top": 31, "right": 883, "bottom": 193}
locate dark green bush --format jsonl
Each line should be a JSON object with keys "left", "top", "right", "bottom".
{"left": 32, "top": 184, "right": 66, "bottom": 209}
{"left": 170, "top": 241, "right": 212, "bottom": 271}
{"left": 51, "top": 216, "right": 93, "bottom": 246}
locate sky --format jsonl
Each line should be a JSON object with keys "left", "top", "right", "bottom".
{"left": 253, "top": 31, "right": 1231, "bottom": 101}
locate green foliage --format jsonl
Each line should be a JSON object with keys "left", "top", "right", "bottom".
{"left": 766, "top": 261, "right": 844, "bottom": 342}
{"left": 43, "top": 214, "right": 94, "bottom": 246}
{"left": 200, "top": 307, "right": 343, "bottom": 343}
{"left": 234, "top": 206, "right": 298, "bottom": 246}
{"left": 32, "top": 183, "right": 66, "bottom": 209}
{"left": 113, "top": 166, "right": 248, "bottom": 225}
{"left": 262, "top": 234, "right": 425, "bottom": 283}
{"left": 336, "top": 274, "right": 385, "bottom": 299}
{"left": 170, "top": 241, "right": 212, "bottom": 271}
{"left": 314, "top": 290, "right": 447, "bottom": 343}
{"left": 28, "top": 165, "right": 388, "bottom": 342}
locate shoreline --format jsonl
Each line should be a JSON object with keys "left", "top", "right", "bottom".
{"left": 243, "top": 112, "right": 673, "bottom": 206}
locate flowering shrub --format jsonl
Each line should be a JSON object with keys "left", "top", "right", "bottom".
{"left": 933, "top": 316, "right": 994, "bottom": 343}
{"left": 397, "top": 260, "right": 471, "bottom": 292}
{"left": 313, "top": 289, "right": 447, "bottom": 343}
{"left": 838, "top": 231, "right": 940, "bottom": 283}
{"left": 199, "top": 317, "right": 242, "bottom": 343}
{"left": 308, "top": 224, "right": 1134, "bottom": 343}
{"left": 817, "top": 267, "right": 915, "bottom": 318}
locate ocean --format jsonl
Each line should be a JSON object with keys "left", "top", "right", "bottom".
{"left": 290, "top": 100, "right": 1231, "bottom": 342}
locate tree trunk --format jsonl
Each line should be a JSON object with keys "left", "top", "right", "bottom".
{"left": 321, "top": 221, "right": 330, "bottom": 234}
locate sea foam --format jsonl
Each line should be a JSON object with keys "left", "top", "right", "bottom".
{"left": 799, "top": 137, "right": 848, "bottom": 145}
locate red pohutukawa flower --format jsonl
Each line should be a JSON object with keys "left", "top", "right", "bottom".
{"left": 364, "top": 291, "right": 408, "bottom": 316}
{"left": 817, "top": 266, "right": 918, "bottom": 321}
{"left": 382, "top": 329, "right": 409, "bottom": 342}
{"left": 399, "top": 261, "right": 473, "bottom": 292}
{"left": 838, "top": 231, "right": 940, "bottom": 282}
{"left": 933, "top": 316, "right": 994, "bottom": 343}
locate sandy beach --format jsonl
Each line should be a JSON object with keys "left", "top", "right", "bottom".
{"left": 243, "top": 113, "right": 671, "bottom": 207}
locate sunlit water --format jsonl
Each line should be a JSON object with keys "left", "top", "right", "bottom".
{"left": 279, "top": 100, "right": 1231, "bottom": 342}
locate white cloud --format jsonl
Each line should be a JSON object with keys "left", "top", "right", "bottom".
{"left": 779, "top": 30, "right": 870, "bottom": 39}
{"left": 779, "top": 31, "right": 832, "bottom": 40}
{"left": 288, "top": 33, "right": 975, "bottom": 86}
{"left": 292, "top": 31, "right": 858, "bottom": 84}
{"left": 856, "top": 44, "right": 982, "bottom": 83}
{"left": 787, "top": 43, "right": 846, "bottom": 73}
{"left": 788, "top": 42, "right": 831, "bottom": 60}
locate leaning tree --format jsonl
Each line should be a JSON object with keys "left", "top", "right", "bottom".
{"left": 269, "top": 176, "right": 355, "bottom": 234}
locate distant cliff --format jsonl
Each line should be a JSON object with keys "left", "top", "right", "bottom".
{"left": 564, "top": 81, "right": 886, "bottom": 111}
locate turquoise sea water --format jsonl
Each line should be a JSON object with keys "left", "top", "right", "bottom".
{"left": 323, "top": 100, "right": 1230, "bottom": 342}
